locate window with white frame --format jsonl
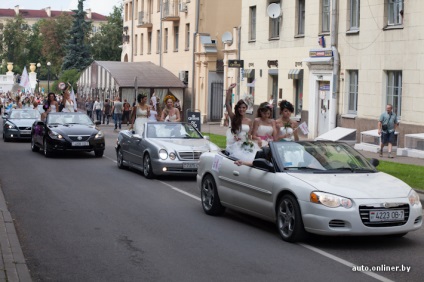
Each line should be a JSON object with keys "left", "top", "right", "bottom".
{"left": 386, "top": 71, "right": 402, "bottom": 116}
{"left": 387, "top": 0, "right": 403, "bottom": 25}
{"left": 164, "top": 28, "right": 168, "bottom": 52}
{"left": 348, "top": 70, "right": 358, "bottom": 113}
{"left": 349, "top": 0, "right": 360, "bottom": 30}
{"left": 297, "top": 0, "right": 305, "bottom": 35}
{"left": 156, "top": 30, "right": 160, "bottom": 53}
{"left": 185, "top": 23, "right": 190, "bottom": 50}
{"left": 140, "top": 33, "right": 144, "bottom": 55}
{"left": 148, "top": 31, "right": 152, "bottom": 54}
{"left": 174, "top": 25, "right": 179, "bottom": 51}
{"left": 269, "top": 1, "right": 281, "bottom": 39}
{"left": 249, "top": 6, "right": 256, "bottom": 41}
{"left": 321, "top": 0, "right": 330, "bottom": 33}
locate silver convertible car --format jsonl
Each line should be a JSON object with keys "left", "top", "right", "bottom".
{"left": 197, "top": 141, "right": 422, "bottom": 242}
{"left": 3, "top": 109, "right": 41, "bottom": 141}
{"left": 116, "top": 122, "right": 220, "bottom": 179}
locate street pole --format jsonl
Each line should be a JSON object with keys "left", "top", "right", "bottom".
{"left": 47, "top": 62, "right": 51, "bottom": 93}
{"left": 36, "top": 63, "right": 41, "bottom": 94}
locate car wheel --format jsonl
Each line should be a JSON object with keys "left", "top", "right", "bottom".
{"left": 143, "top": 153, "right": 155, "bottom": 179}
{"left": 31, "top": 135, "right": 39, "bottom": 152}
{"left": 276, "top": 194, "right": 306, "bottom": 242}
{"left": 43, "top": 139, "right": 52, "bottom": 158}
{"left": 117, "top": 147, "right": 126, "bottom": 169}
{"left": 201, "top": 175, "right": 225, "bottom": 216}
{"left": 3, "top": 133, "right": 9, "bottom": 142}
{"left": 94, "top": 150, "right": 104, "bottom": 158}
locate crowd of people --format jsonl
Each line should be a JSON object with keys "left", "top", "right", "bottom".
{"left": 224, "top": 83, "right": 300, "bottom": 164}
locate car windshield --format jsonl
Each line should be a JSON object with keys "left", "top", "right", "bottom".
{"left": 47, "top": 114, "right": 93, "bottom": 126}
{"left": 146, "top": 123, "right": 203, "bottom": 138}
{"left": 10, "top": 110, "right": 40, "bottom": 119}
{"left": 271, "top": 141, "right": 377, "bottom": 172}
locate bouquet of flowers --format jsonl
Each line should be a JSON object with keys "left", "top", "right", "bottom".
{"left": 241, "top": 133, "right": 255, "bottom": 152}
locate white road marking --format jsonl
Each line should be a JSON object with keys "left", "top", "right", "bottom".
{"left": 105, "top": 155, "right": 392, "bottom": 281}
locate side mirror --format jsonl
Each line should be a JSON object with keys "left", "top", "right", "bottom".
{"left": 133, "top": 134, "right": 142, "bottom": 139}
{"left": 203, "top": 135, "right": 210, "bottom": 140}
{"left": 369, "top": 158, "right": 379, "bottom": 167}
{"left": 252, "top": 158, "right": 275, "bottom": 172}
{"left": 95, "top": 121, "right": 101, "bottom": 126}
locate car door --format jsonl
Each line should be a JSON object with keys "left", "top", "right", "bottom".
{"left": 128, "top": 133, "right": 146, "bottom": 166}
{"left": 231, "top": 163, "right": 277, "bottom": 220}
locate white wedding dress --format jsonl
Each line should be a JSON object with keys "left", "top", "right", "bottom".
{"left": 62, "top": 100, "right": 75, "bottom": 112}
{"left": 134, "top": 107, "right": 149, "bottom": 135}
{"left": 226, "top": 124, "right": 259, "bottom": 162}
{"left": 280, "top": 127, "right": 295, "bottom": 141}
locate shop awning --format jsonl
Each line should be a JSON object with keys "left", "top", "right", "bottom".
{"left": 288, "top": 69, "right": 303, "bottom": 79}
{"left": 243, "top": 69, "right": 255, "bottom": 78}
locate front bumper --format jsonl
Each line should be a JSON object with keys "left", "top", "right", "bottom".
{"left": 151, "top": 159, "right": 199, "bottom": 176}
{"left": 3, "top": 129, "right": 32, "bottom": 140}
{"left": 299, "top": 197, "right": 422, "bottom": 236}
{"left": 46, "top": 137, "right": 105, "bottom": 152}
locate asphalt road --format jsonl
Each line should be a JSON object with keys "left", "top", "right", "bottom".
{"left": 0, "top": 123, "right": 423, "bottom": 282}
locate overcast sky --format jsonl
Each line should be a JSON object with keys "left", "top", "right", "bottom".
{"left": 0, "top": 0, "right": 122, "bottom": 16}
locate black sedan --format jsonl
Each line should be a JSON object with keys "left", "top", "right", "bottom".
{"left": 30, "top": 112, "right": 105, "bottom": 157}
{"left": 3, "top": 109, "right": 41, "bottom": 141}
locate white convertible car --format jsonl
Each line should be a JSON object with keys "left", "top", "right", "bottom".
{"left": 197, "top": 141, "right": 422, "bottom": 242}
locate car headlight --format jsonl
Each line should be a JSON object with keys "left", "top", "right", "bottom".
{"left": 310, "top": 192, "right": 353, "bottom": 209}
{"left": 95, "top": 131, "right": 104, "bottom": 139}
{"left": 48, "top": 130, "right": 63, "bottom": 140}
{"left": 408, "top": 190, "right": 421, "bottom": 206}
{"left": 159, "top": 149, "right": 168, "bottom": 160}
{"left": 5, "top": 123, "right": 16, "bottom": 129}
{"left": 169, "top": 152, "right": 176, "bottom": 160}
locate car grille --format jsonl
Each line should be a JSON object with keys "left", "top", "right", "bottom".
{"left": 178, "top": 151, "right": 203, "bottom": 160}
{"left": 329, "top": 220, "right": 346, "bottom": 228}
{"left": 68, "top": 135, "right": 91, "bottom": 142}
{"left": 359, "top": 204, "right": 410, "bottom": 227}
{"left": 18, "top": 126, "right": 32, "bottom": 130}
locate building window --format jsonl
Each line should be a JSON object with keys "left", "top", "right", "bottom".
{"left": 321, "top": 0, "right": 330, "bottom": 33}
{"left": 174, "top": 25, "right": 179, "bottom": 51}
{"left": 297, "top": 0, "right": 305, "bottom": 35}
{"left": 164, "top": 28, "right": 168, "bottom": 52}
{"left": 269, "top": 1, "right": 281, "bottom": 39}
{"left": 157, "top": 0, "right": 160, "bottom": 12}
{"left": 148, "top": 31, "right": 152, "bottom": 54}
{"left": 140, "top": 33, "right": 144, "bottom": 55}
{"left": 156, "top": 30, "right": 160, "bottom": 53}
{"left": 386, "top": 71, "right": 402, "bottom": 116}
{"left": 295, "top": 79, "right": 303, "bottom": 116}
{"left": 185, "top": 23, "right": 190, "bottom": 50}
{"left": 249, "top": 6, "right": 256, "bottom": 41}
{"left": 349, "top": 0, "right": 360, "bottom": 30}
{"left": 134, "top": 34, "right": 138, "bottom": 55}
{"left": 348, "top": 70, "right": 358, "bottom": 114}
{"left": 387, "top": 0, "right": 403, "bottom": 25}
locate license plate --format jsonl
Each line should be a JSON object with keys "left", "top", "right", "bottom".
{"left": 369, "top": 210, "right": 404, "bottom": 222}
{"left": 72, "top": 141, "right": 90, "bottom": 146}
{"left": 183, "top": 162, "right": 199, "bottom": 169}
{"left": 21, "top": 130, "right": 31, "bottom": 134}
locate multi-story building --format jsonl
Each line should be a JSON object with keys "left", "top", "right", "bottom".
{"left": 121, "top": 0, "right": 241, "bottom": 121}
{"left": 238, "top": 0, "right": 423, "bottom": 145}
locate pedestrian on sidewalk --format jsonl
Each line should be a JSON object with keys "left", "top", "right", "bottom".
{"left": 93, "top": 97, "right": 103, "bottom": 121}
{"left": 112, "top": 97, "right": 123, "bottom": 130}
{"left": 102, "top": 99, "right": 111, "bottom": 124}
{"left": 378, "top": 104, "right": 399, "bottom": 158}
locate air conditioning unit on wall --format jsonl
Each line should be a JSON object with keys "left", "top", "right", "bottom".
{"left": 179, "top": 2, "right": 188, "bottom": 13}
{"left": 179, "top": 71, "right": 188, "bottom": 84}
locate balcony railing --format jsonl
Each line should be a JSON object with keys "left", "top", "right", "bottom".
{"left": 138, "top": 11, "right": 153, "bottom": 28}
{"left": 162, "top": 0, "right": 181, "bottom": 21}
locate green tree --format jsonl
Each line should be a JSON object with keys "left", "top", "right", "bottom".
{"left": 62, "top": 0, "right": 93, "bottom": 71}
{"left": 1, "top": 15, "right": 32, "bottom": 74}
{"left": 39, "top": 13, "right": 73, "bottom": 79}
{"left": 91, "top": 5, "right": 123, "bottom": 61}
{"left": 52, "top": 69, "right": 80, "bottom": 93}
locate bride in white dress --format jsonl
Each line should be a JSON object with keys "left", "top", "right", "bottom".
{"left": 61, "top": 90, "right": 76, "bottom": 112}
{"left": 130, "top": 94, "right": 150, "bottom": 135}
{"left": 224, "top": 83, "right": 258, "bottom": 162}
{"left": 276, "top": 100, "right": 299, "bottom": 141}
{"left": 252, "top": 102, "right": 278, "bottom": 147}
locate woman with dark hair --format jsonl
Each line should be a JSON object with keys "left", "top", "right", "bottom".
{"left": 130, "top": 93, "right": 150, "bottom": 135}
{"left": 41, "top": 93, "right": 59, "bottom": 120}
{"left": 224, "top": 83, "right": 258, "bottom": 161}
{"left": 276, "top": 100, "right": 299, "bottom": 141}
{"left": 252, "top": 102, "right": 278, "bottom": 147}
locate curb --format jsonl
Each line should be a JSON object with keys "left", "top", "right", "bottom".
{"left": 0, "top": 186, "right": 32, "bottom": 282}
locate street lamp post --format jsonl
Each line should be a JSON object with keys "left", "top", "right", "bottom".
{"left": 47, "top": 62, "right": 51, "bottom": 93}
{"left": 36, "top": 63, "right": 41, "bottom": 94}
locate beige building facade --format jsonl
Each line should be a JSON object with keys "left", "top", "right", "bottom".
{"left": 121, "top": 0, "right": 241, "bottom": 121}
{"left": 239, "top": 0, "right": 424, "bottom": 145}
